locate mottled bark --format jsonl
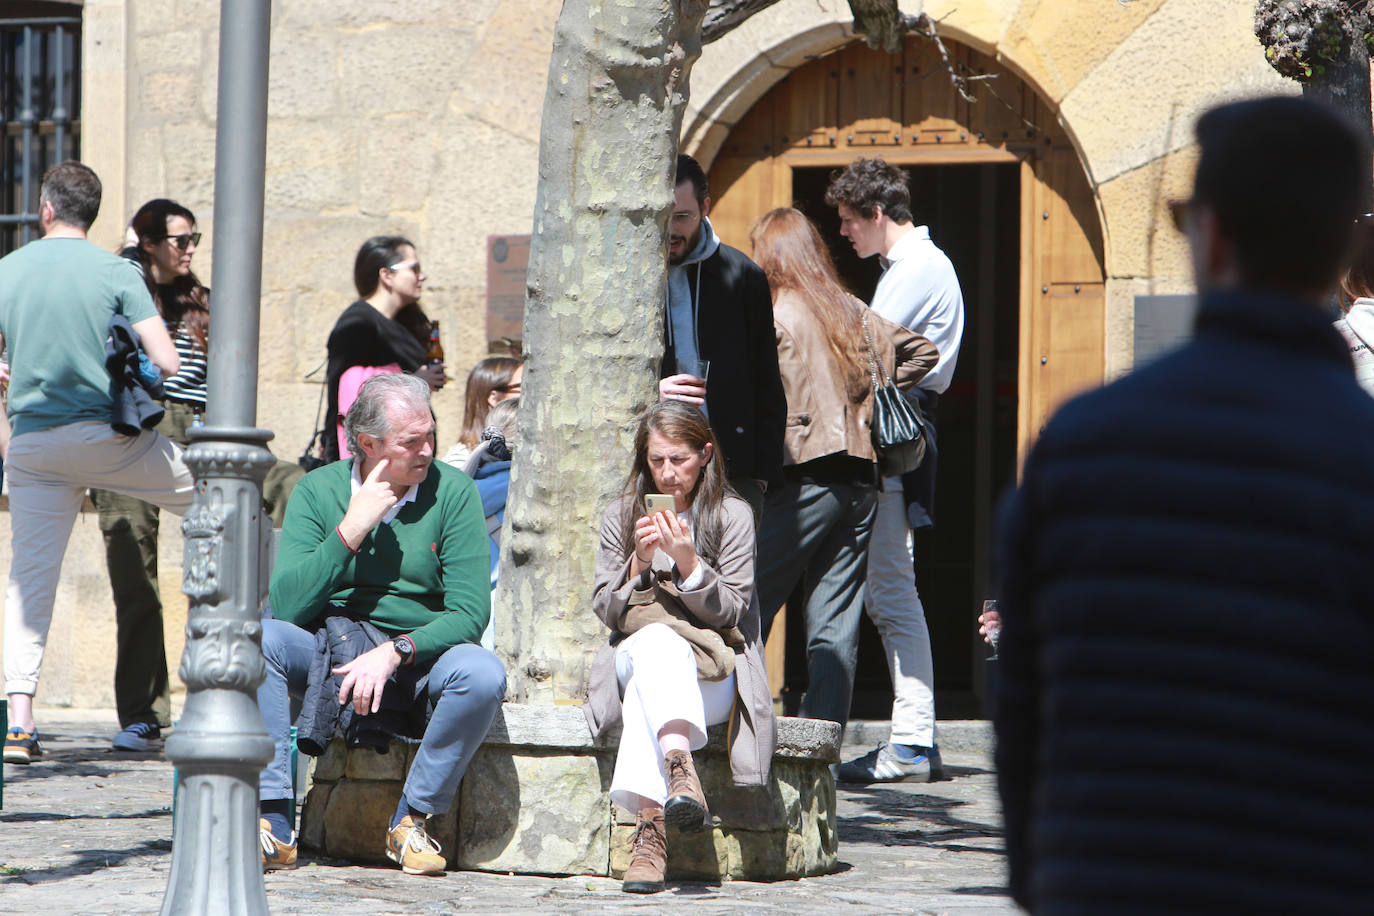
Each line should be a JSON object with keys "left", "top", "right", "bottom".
{"left": 494, "top": 0, "right": 709, "bottom": 703}
{"left": 1254, "top": 1, "right": 1373, "bottom": 211}
{"left": 1304, "top": 42, "right": 1373, "bottom": 212}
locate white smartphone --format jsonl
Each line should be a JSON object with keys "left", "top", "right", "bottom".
{"left": 644, "top": 494, "right": 676, "bottom": 516}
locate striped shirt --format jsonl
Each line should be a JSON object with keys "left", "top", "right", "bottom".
{"left": 162, "top": 325, "right": 206, "bottom": 407}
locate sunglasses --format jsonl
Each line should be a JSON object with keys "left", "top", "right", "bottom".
{"left": 388, "top": 260, "right": 423, "bottom": 275}
{"left": 162, "top": 232, "right": 202, "bottom": 251}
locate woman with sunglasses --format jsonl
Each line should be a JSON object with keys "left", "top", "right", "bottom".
{"left": 95, "top": 198, "right": 303, "bottom": 752}
{"left": 323, "top": 236, "right": 446, "bottom": 462}
{"left": 442, "top": 355, "right": 522, "bottom": 467}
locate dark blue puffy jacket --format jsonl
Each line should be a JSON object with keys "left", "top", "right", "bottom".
{"left": 995, "top": 288, "right": 1374, "bottom": 915}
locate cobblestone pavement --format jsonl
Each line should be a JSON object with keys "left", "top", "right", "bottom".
{"left": 0, "top": 711, "right": 1014, "bottom": 915}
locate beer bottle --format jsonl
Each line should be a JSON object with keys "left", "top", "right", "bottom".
{"left": 426, "top": 321, "right": 444, "bottom": 366}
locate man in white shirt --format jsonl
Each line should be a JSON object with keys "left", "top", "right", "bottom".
{"left": 825, "top": 157, "right": 964, "bottom": 783}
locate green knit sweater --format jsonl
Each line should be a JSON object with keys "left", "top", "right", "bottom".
{"left": 268, "top": 458, "right": 491, "bottom": 664}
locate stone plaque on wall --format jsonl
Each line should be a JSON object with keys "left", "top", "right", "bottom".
{"left": 486, "top": 235, "right": 530, "bottom": 349}
{"left": 1133, "top": 294, "right": 1197, "bottom": 369}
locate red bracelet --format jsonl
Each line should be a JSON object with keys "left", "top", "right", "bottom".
{"left": 336, "top": 526, "right": 360, "bottom": 554}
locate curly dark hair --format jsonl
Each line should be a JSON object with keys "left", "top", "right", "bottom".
{"left": 824, "top": 157, "right": 913, "bottom": 224}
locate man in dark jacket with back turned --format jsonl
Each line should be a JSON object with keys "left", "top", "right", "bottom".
{"left": 658, "top": 154, "right": 785, "bottom": 514}
{"left": 995, "top": 96, "right": 1374, "bottom": 914}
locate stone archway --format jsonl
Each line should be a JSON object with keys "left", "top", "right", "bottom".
{"left": 690, "top": 27, "right": 1110, "bottom": 714}
{"left": 684, "top": 0, "right": 1293, "bottom": 387}
{"left": 678, "top": 0, "right": 1292, "bottom": 714}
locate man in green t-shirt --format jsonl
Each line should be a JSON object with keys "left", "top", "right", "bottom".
{"left": 257, "top": 373, "right": 505, "bottom": 876}
{"left": 0, "top": 161, "right": 191, "bottom": 768}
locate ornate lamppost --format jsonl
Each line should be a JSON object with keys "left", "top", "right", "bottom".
{"left": 161, "top": 1, "right": 275, "bottom": 912}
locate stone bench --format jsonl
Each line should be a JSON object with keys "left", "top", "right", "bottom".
{"left": 300, "top": 704, "right": 841, "bottom": 880}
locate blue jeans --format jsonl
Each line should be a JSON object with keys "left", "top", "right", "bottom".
{"left": 257, "top": 618, "right": 506, "bottom": 815}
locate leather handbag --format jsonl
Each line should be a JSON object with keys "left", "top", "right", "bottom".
{"left": 862, "top": 312, "right": 927, "bottom": 476}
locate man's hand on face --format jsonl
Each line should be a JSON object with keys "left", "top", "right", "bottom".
{"left": 338, "top": 457, "right": 398, "bottom": 549}
{"left": 659, "top": 373, "right": 706, "bottom": 406}
{"left": 333, "top": 641, "right": 403, "bottom": 715}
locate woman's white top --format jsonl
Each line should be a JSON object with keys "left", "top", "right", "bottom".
{"left": 1333, "top": 298, "right": 1374, "bottom": 396}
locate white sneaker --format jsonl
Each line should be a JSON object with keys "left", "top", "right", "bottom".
{"left": 836, "top": 743, "right": 943, "bottom": 783}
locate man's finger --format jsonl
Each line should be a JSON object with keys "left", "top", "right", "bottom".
{"left": 337, "top": 670, "right": 355, "bottom": 705}
{"left": 365, "top": 457, "right": 390, "bottom": 483}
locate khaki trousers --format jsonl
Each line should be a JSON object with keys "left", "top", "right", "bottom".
{"left": 3, "top": 421, "right": 193, "bottom": 696}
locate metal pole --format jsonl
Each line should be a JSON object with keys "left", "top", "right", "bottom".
{"left": 20, "top": 26, "right": 34, "bottom": 245}
{"left": 53, "top": 25, "right": 66, "bottom": 161}
{"left": 162, "top": 1, "right": 275, "bottom": 913}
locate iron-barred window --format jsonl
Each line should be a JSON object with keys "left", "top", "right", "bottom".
{"left": 2, "top": 2, "right": 81, "bottom": 255}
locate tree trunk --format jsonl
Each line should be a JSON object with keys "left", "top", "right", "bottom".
{"left": 494, "top": 0, "right": 709, "bottom": 704}
{"left": 1304, "top": 38, "right": 1374, "bottom": 213}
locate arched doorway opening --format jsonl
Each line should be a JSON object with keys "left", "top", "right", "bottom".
{"left": 701, "top": 35, "right": 1106, "bottom": 717}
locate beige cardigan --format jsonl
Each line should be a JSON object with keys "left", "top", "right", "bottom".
{"left": 584, "top": 494, "right": 777, "bottom": 792}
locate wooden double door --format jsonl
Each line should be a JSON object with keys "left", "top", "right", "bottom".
{"left": 703, "top": 36, "right": 1106, "bottom": 714}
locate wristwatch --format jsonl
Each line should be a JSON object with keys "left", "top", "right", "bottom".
{"left": 392, "top": 635, "right": 415, "bottom": 666}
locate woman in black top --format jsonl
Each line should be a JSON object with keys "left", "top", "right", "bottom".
{"left": 324, "top": 235, "right": 447, "bottom": 461}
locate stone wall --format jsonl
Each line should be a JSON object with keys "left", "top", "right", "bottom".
{"left": 16, "top": 0, "right": 561, "bottom": 710}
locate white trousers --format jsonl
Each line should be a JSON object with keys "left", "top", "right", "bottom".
{"left": 610, "top": 623, "right": 735, "bottom": 813}
{"left": 4, "top": 421, "right": 193, "bottom": 695}
{"left": 862, "top": 481, "right": 936, "bottom": 748}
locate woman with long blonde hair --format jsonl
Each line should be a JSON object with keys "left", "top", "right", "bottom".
{"left": 749, "top": 207, "right": 936, "bottom": 727}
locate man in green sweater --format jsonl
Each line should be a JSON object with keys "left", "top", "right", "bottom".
{"left": 257, "top": 373, "right": 506, "bottom": 875}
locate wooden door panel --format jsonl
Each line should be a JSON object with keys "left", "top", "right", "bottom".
{"left": 1032, "top": 283, "right": 1105, "bottom": 435}
{"left": 903, "top": 38, "right": 966, "bottom": 145}
{"left": 837, "top": 43, "right": 903, "bottom": 148}
{"left": 778, "top": 64, "right": 838, "bottom": 152}
{"left": 965, "top": 48, "right": 1032, "bottom": 145}
{"left": 707, "top": 156, "right": 778, "bottom": 252}
{"left": 1040, "top": 144, "right": 1105, "bottom": 283}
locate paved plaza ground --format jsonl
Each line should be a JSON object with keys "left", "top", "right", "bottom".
{"left": 0, "top": 709, "right": 1014, "bottom": 915}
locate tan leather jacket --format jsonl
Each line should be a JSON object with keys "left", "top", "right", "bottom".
{"left": 772, "top": 289, "right": 938, "bottom": 466}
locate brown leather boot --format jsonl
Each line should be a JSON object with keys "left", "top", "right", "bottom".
{"left": 662, "top": 748, "right": 709, "bottom": 833}
{"left": 622, "top": 807, "right": 667, "bottom": 894}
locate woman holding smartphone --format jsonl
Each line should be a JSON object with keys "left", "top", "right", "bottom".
{"left": 585, "top": 400, "right": 776, "bottom": 894}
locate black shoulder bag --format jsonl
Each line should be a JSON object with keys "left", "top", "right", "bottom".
{"left": 862, "top": 311, "right": 927, "bottom": 476}
{"left": 298, "top": 362, "right": 328, "bottom": 472}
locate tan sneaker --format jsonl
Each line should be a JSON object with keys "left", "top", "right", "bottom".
{"left": 621, "top": 808, "right": 667, "bottom": 894}
{"left": 385, "top": 814, "right": 446, "bottom": 876}
{"left": 258, "top": 818, "right": 298, "bottom": 871}
{"left": 662, "top": 748, "right": 709, "bottom": 833}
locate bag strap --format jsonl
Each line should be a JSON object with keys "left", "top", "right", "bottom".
{"left": 303, "top": 359, "right": 327, "bottom": 454}
{"left": 860, "top": 311, "right": 894, "bottom": 392}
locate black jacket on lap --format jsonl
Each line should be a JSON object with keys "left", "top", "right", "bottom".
{"left": 994, "top": 288, "right": 1374, "bottom": 915}
{"left": 295, "top": 615, "right": 430, "bottom": 756}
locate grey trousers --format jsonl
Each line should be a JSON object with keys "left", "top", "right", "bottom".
{"left": 257, "top": 618, "right": 506, "bottom": 815}
{"left": 756, "top": 477, "right": 878, "bottom": 727}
